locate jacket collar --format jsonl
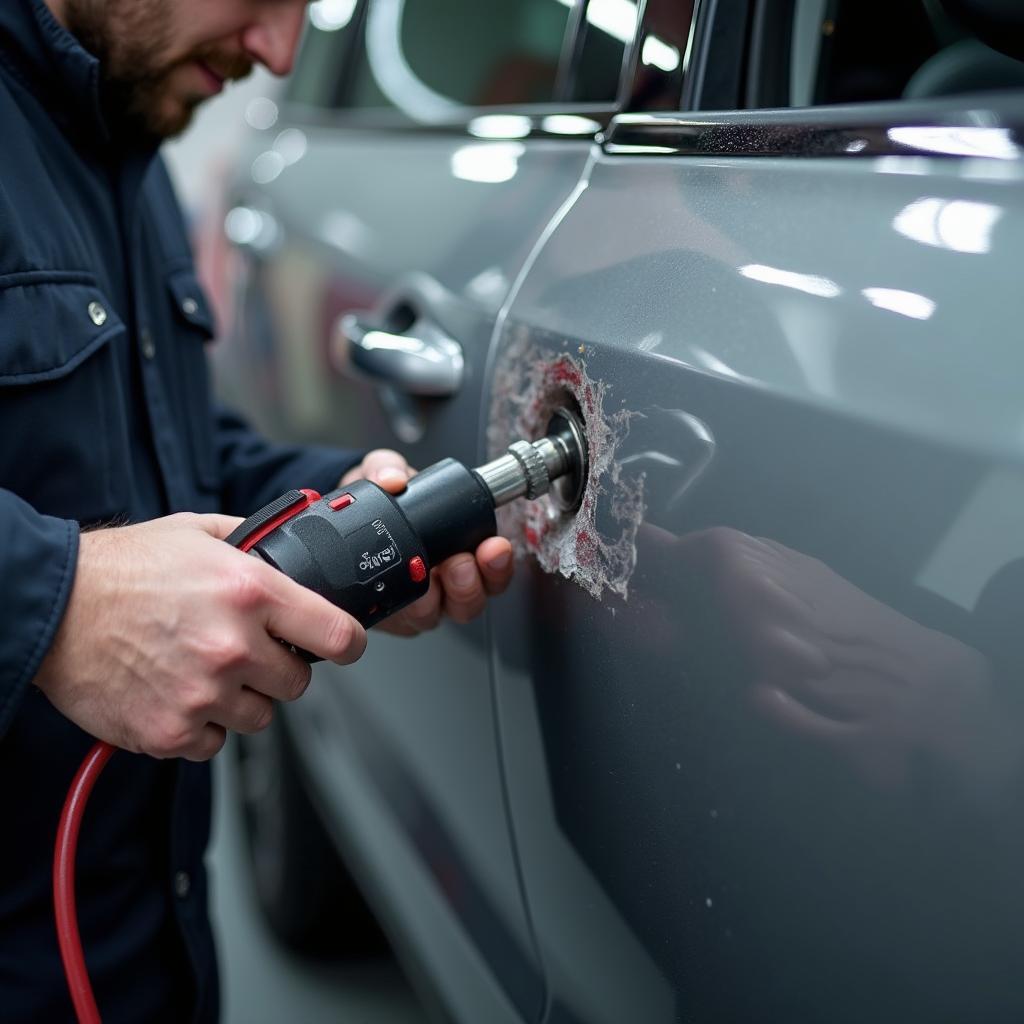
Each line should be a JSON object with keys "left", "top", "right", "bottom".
{"left": 0, "top": 0, "right": 114, "bottom": 147}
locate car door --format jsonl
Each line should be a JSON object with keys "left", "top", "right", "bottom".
{"left": 216, "top": 1, "right": 641, "bottom": 1020}
{"left": 487, "top": 1, "right": 1024, "bottom": 1021}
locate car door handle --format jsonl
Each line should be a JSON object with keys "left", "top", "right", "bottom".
{"left": 333, "top": 312, "right": 465, "bottom": 397}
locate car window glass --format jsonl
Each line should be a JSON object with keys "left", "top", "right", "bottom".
{"left": 567, "top": 0, "right": 635, "bottom": 102}
{"left": 627, "top": 0, "right": 696, "bottom": 110}
{"left": 286, "top": 0, "right": 361, "bottom": 107}
{"left": 345, "top": 0, "right": 570, "bottom": 119}
{"left": 756, "top": 0, "right": 1024, "bottom": 106}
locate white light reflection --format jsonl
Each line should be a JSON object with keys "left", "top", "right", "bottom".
{"left": 318, "top": 210, "right": 371, "bottom": 255}
{"left": 739, "top": 263, "right": 842, "bottom": 298}
{"left": 273, "top": 128, "right": 308, "bottom": 166}
{"left": 641, "top": 35, "right": 680, "bottom": 72}
{"left": 603, "top": 143, "right": 676, "bottom": 154}
{"left": 251, "top": 150, "right": 285, "bottom": 184}
{"left": 893, "top": 197, "right": 1003, "bottom": 255}
{"left": 554, "top": 0, "right": 638, "bottom": 44}
{"left": 586, "top": 0, "right": 639, "bottom": 42}
{"left": 468, "top": 115, "right": 532, "bottom": 139}
{"left": 224, "top": 207, "right": 262, "bottom": 246}
{"left": 244, "top": 97, "right": 278, "bottom": 130}
{"left": 466, "top": 266, "right": 509, "bottom": 305}
{"left": 451, "top": 143, "right": 524, "bottom": 184}
{"left": 887, "top": 126, "right": 1020, "bottom": 160}
{"left": 541, "top": 114, "right": 602, "bottom": 135}
{"left": 309, "top": 0, "right": 357, "bottom": 31}
{"left": 688, "top": 345, "right": 745, "bottom": 380}
{"left": 862, "top": 287, "right": 936, "bottom": 320}
{"left": 360, "top": 331, "right": 444, "bottom": 360}
{"left": 224, "top": 207, "right": 279, "bottom": 251}
{"left": 873, "top": 156, "right": 932, "bottom": 176}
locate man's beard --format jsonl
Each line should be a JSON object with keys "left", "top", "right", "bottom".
{"left": 63, "top": 0, "right": 253, "bottom": 140}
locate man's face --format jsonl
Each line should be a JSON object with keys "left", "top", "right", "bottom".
{"left": 61, "top": 0, "right": 307, "bottom": 139}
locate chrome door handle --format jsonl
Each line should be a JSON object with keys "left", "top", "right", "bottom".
{"left": 333, "top": 313, "right": 464, "bottom": 397}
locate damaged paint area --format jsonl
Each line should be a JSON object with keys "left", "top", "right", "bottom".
{"left": 488, "top": 326, "right": 645, "bottom": 600}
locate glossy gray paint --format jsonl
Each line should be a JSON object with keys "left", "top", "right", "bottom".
{"left": 489, "top": 102, "right": 1024, "bottom": 1021}
{"left": 217, "top": 9, "right": 1024, "bottom": 1018}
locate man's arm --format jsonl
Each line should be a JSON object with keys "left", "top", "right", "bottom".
{"left": 0, "top": 489, "right": 78, "bottom": 740}
{"left": 214, "top": 403, "right": 363, "bottom": 516}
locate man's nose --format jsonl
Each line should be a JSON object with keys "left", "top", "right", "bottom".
{"left": 241, "top": 2, "right": 307, "bottom": 76}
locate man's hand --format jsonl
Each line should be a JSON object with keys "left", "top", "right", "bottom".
{"left": 643, "top": 525, "right": 1017, "bottom": 798}
{"left": 33, "top": 513, "right": 367, "bottom": 761}
{"left": 342, "top": 449, "right": 514, "bottom": 635}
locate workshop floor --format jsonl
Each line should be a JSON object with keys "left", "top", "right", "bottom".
{"left": 209, "top": 740, "right": 428, "bottom": 1024}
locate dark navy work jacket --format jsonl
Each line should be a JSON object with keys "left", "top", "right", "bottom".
{"left": 0, "top": 3, "right": 359, "bottom": 1020}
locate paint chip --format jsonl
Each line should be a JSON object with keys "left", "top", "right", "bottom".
{"left": 488, "top": 328, "right": 645, "bottom": 600}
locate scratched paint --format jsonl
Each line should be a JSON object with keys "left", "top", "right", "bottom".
{"left": 488, "top": 326, "right": 645, "bottom": 600}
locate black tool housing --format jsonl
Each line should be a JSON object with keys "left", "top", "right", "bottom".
{"left": 237, "top": 460, "right": 496, "bottom": 653}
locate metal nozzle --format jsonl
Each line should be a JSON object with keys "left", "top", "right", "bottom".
{"left": 474, "top": 408, "right": 588, "bottom": 511}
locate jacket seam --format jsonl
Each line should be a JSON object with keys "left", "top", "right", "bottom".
{"left": 0, "top": 269, "right": 99, "bottom": 291}
{"left": 0, "top": 517, "right": 78, "bottom": 731}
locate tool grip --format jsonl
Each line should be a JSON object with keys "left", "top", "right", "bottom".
{"left": 228, "top": 480, "right": 432, "bottom": 649}
{"left": 227, "top": 466, "right": 498, "bottom": 658}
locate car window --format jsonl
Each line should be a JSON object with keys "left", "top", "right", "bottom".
{"left": 751, "top": 0, "right": 1024, "bottom": 107}
{"left": 631, "top": 0, "right": 696, "bottom": 109}
{"left": 347, "top": 0, "right": 571, "bottom": 119}
{"left": 286, "top": 0, "right": 362, "bottom": 108}
{"left": 565, "top": 0, "right": 695, "bottom": 106}
{"left": 566, "top": 0, "right": 635, "bottom": 102}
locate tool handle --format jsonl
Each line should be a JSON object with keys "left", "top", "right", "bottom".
{"left": 229, "top": 480, "right": 432, "bottom": 637}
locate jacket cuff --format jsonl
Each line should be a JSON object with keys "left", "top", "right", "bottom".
{"left": 0, "top": 497, "right": 79, "bottom": 738}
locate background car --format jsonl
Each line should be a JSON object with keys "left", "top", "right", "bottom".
{"left": 214, "top": 0, "right": 1024, "bottom": 1020}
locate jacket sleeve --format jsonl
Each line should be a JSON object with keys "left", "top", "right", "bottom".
{"left": 214, "top": 403, "right": 364, "bottom": 517}
{"left": 0, "top": 489, "right": 78, "bottom": 739}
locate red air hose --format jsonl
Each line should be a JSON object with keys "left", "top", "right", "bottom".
{"left": 53, "top": 738, "right": 116, "bottom": 1024}
{"left": 52, "top": 511, "right": 278, "bottom": 1022}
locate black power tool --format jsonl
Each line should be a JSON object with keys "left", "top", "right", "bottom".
{"left": 224, "top": 409, "right": 588, "bottom": 634}
{"left": 55, "top": 411, "right": 588, "bottom": 1024}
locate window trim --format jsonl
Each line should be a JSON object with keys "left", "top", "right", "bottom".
{"left": 602, "top": 93, "right": 1024, "bottom": 158}
{"left": 683, "top": 0, "right": 752, "bottom": 111}
{"left": 276, "top": 99, "right": 617, "bottom": 139}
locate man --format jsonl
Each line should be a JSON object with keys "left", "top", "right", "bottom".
{"left": 0, "top": 1, "right": 514, "bottom": 1020}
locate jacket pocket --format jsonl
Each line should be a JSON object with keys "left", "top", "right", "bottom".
{"left": 0, "top": 272, "right": 131, "bottom": 523}
{"left": 166, "top": 268, "right": 220, "bottom": 494}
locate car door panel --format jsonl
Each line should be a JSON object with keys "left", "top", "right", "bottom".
{"left": 487, "top": 100, "right": 1024, "bottom": 1021}
{"left": 221, "top": 107, "right": 595, "bottom": 1018}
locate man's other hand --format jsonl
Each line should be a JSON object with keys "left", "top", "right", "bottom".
{"left": 342, "top": 449, "right": 514, "bottom": 635}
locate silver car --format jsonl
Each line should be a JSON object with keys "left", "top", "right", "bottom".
{"left": 217, "top": 0, "right": 1024, "bottom": 1020}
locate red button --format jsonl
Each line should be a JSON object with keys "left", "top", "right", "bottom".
{"left": 408, "top": 556, "right": 427, "bottom": 583}
{"left": 329, "top": 493, "right": 354, "bottom": 511}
